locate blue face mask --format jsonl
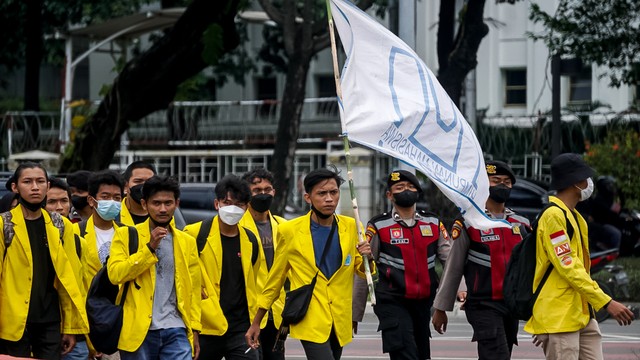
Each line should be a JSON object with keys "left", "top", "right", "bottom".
{"left": 96, "top": 200, "right": 121, "bottom": 221}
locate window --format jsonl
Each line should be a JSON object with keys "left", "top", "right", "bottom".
{"left": 504, "top": 69, "right": 527, "bottom": 107}
{"left": 569, "top": 66, "right": 592, "bottom": 104}
{"left": 256, "top": 77, "right": 277, "bottom": 116}
{"left": 316, "top": 75, "right": 338, "bottom": 116}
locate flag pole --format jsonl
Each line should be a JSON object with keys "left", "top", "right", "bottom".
{"left": 326, "top": 0, "right": 376, "bottom": 306}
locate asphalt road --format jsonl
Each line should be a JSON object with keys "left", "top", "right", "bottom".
{"left": 278, "top": 304, "right": 640, "bottom": 359}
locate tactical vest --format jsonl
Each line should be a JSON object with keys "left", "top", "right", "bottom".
{"left": 374, "top": 212, "right": 440, "bottom": 299}
{"left": 464, "top": 215, "right": 529, "bottom": 301}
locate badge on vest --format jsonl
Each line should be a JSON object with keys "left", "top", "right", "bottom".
{"left": 390, "top": 238, "right": 410, "bottom": 245}
{"left": 419, "top": 225, "right": 433, "bottom": 237}
{"left": 391, "top": 228, "right": 402, "bottom": 239}
{"left": 512, "top": 224, "right": 521, "bottom": 235}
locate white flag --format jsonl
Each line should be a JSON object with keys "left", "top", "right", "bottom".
{"left": 330, "top": 0, "right": 508, "bottom": 229}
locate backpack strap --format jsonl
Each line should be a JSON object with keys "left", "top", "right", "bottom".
{"left": 79, "top": 219, "right": 89, "bottom": 238}
{"left": 49, "top": 211, "right": 66, "bottom": 242}
{"left": 243, "top": 227, "right": 260, "bottom": 266}
{"left": 2, "top": 212, "right": 14, "bottom": 260}
{"left": 196, "top": 218, "right": 214, "bottom": 254}
{"left": 74, "top": 234, "right": 82, "bottom": 260}
{"left": 119, "top": 226, "right": 139, "bottom": 305}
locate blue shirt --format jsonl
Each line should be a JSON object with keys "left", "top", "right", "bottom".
{"left": 311, "top": 219, "right": 342, "bottom": 279}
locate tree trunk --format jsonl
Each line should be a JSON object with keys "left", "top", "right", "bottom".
{"left": 23, "top": 0, "right": 43, "bottom": 111}
{"left": 60, "top": 0, "right": 241, "bottom": 172}
{"left": 270, "top": 51, "right": 311, "bottom": 216}
{"left": 437, "top": 0, "right": 455, "bottom": 75}
{"left": 437, "top": 0, "right": 488, "bottom": 105}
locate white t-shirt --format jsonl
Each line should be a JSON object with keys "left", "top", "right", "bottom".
{"left": 94, "top": 226, "right": 116, "bottom": 264}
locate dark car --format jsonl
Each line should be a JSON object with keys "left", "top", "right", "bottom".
{"left": 179, "top": 183, "right": 217, "bottom": 225}
{"left": 506, "top": 177, "right": 551, "bottom": 221}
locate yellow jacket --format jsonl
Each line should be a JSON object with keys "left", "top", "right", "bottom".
{"left": 258, "top": 212, "right": 371, "bottom": 347}
{"left": 183, "top": 216, "right": 263, "bottom": 335}
{"left": 0, "top": 206, "right": 89, "bottom": 340}
{"left": 73, "top": 216, "right": 120, "bottom": 291}
{"left": 239, "top": 211, "right": 287, "bottom": 328}
{"left": 524, "top": 197, "right": 611, "bottom": 334}
{"left": 107, "top": 221, "right": 202, "bottom": 353}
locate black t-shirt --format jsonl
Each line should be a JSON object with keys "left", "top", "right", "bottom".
{"left": 219, "top": 233, "right": 250, "bottom": 332}
{"left": 26, "top": 216, "right": 60, "bottom": 323}
{"left": 130, "top": 213, "right": 149, "bottom": 225}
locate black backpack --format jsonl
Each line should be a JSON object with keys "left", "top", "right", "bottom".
{"left": 86, "top": 226, "right": 138, "bottom": 355}
{"left": 503, "top": 203, "right": 574, "bottom": 321}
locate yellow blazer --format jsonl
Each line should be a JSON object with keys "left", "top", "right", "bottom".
{"left": 183, "top": 216, "right": 263, "bottom": 335}
{"left": 107, "top": 220, "right": 202, "bottom": 353}
{"left": 258, "top": 212, "right": 371, "bottom": 347}
{"left": 73, "top": 216, "right": 120, "bottom": 291}
{"left": 239, "top": 211, "right": 287, "bottom": 328}
{"left": 0, "top": 206, "right": 89, "bottom": 340}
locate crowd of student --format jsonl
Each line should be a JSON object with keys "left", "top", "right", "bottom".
{"left": 0, "top": 155, "right": 634, "bottom": 360}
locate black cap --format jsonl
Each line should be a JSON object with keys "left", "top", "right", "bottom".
{"left": 66, "top": 170, "right": 92, "bottom": 191}
{"left": 387, "top": 170, "right": 421, "bottom": 191}
{"left": 486, "top": 160, "right": 516, "bottom": 185}
{"left": 550, "top": 153, "right": 594, "bottom": 190}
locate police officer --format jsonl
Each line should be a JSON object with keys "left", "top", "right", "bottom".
{"left": 432, "top": 160, "right": 530, "bottom": 360}
{"left": 353, "top": 170, "right": 450, "bottom": 360}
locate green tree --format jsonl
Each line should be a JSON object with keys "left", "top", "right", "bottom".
{"left": 60, "top": 0, "right": 244, "bottom": 171}
{"left": 585, "top": 130, "right": 640, "bottom": 209}
{"left": 529, "top": 0, "right": 640, "bottom": 88}
{"left": 0, "top": 0, "right": 153, "bottom": 110}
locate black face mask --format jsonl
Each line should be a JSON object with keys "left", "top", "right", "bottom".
{"left": 250, "top": 194, "right": 273, "bottom": 213}
{"left": 128, "top": 184, "right": 144, "bottom": 204}
{"left": 489, "top": 184, "right": 511, "bottom": 204}
{"left": 71, "top": 195, "right": 89, "bottom": 210}
{"left": 150, "top": 216, "right": 171, "bottom": 228}
{"left": 311, "top": 205, "right": 333, "bottom": 219}
{"left": 19, "top": 196, "right": 45, "bottom": 212}
{"left": 393, "top": 190, "right": 419, "bottom": 208}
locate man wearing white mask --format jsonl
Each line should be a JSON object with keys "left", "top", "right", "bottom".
{"left": 527, "top": 153, "right": 634, "bottom": 360}
{"left": 184, "top": 174, "right": 262, "bottom": 360}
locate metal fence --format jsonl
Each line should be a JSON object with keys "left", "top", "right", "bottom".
{"left": 0, "top": 111, "right": 61, "bottom": 156}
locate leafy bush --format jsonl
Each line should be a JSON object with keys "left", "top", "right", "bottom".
{"left": 585, "top": 130, "right": 640, "bottom": 209}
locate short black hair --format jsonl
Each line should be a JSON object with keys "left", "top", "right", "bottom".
{"left": 215, "top": 174, "right": 251, "bottom": 204}
{"left": 142, "top": 175, "right": 180, "bottom": 201}
{"left": 124, "top": 161, "right": 157, "bottom": 182}
{"left": 48, "top": 176, "right": 69, "bottom": 192}
{"left": 88, "top": 170, "right": 124, "bottom": 198}
{"left": 13, "top": 162, "right": 48, "bottom": 182}
{"left": 303, "top": 166, "right": 344, "bottom": 194}
{"left": 66, "top": 170, "right": 91, "bottom": 191}
{"left": 242, "top": 167, "right": 274, "bottom": 185}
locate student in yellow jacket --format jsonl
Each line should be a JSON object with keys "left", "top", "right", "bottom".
{"left": 107, "top": 176, "right": 201, "bottom": 360}
{"left": 74, "top": 170, "right": 124, "bottom": 290}
{"left": 119, "top": 161, "right": 157, "bottom": 226}
{"left": 246, "top": 167, "right": 373, "bottom": 360}
{"left": 0, "top": 163, "right": 88, "bottom": 359}
{"left": 240, "top": 168, "right": 287, "bottom": 360}
{"left": 526, "top": 154, "right": 634, "bottom": 360}
{"left": 183, "top": 174, "right": 263, "bottom": 360}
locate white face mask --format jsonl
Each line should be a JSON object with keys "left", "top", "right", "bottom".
{"left": 218, "top": 205, "right": 245, "bottom": 225}
{"left": 575, "top": 177, "right": 594, "bottom": 201}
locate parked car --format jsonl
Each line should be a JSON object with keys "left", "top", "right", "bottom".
{"left": 179, "top": 183, "right": 217, "bottom": 225}
{"left": 505, "top": 177, "right": 551, "bottom": 221}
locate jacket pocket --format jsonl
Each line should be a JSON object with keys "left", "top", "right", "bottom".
{"left": 377, "top": 318, "right": 403, "bottom": 353}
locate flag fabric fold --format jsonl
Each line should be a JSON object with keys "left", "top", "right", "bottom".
{"left": 330, "top": 0, "right": 509, "bottom": 229}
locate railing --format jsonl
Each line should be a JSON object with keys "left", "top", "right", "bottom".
{"left": 0, "top": 111, "right": 61, "bottom": 156}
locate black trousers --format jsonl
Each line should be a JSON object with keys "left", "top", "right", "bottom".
{"left": 259, "top": 318, "right": 285, "bottom": 360}
{"left": 0, "top": 321, "right": 62, "bottom": 359}
{"left": 300, "top": 330, "right": 342, "bottom": 360}
{"left": 373, "top": 293, "right": 432, "bottom": 360}
{"left": 464, "top": 303, "right": 519, "bottom": 360}
{"left": 199, "top": 330, "right": 259, "bottom": 360}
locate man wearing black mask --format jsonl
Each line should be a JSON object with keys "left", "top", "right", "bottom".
{"left": 67, "top": 170, "right": 92, "bottom": 222}
{"left": 121, "top": 161, "right": 157, "bottom": 225}
{"left": 352, "top": 170, "right": 450, "bottom": 360}
{"left": 432, "top": 160, "right": 531, "bottom": 360}
{"left": 240, "top": 168, "right": 287, "bottom": 360}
